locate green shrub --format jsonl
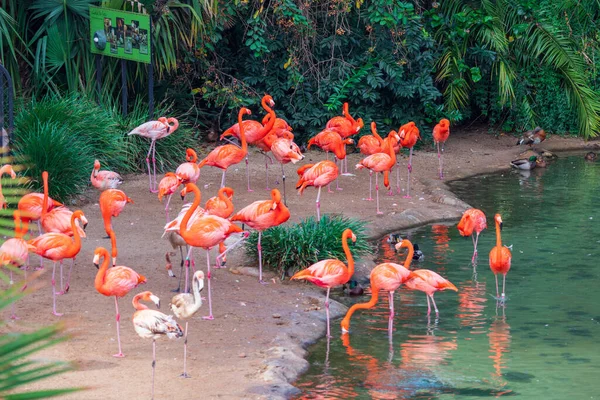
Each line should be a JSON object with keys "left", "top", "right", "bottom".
{"left": 244, "top": 214, "right": 373, "bottom": 279}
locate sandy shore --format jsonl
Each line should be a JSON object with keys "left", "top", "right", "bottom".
{"left": 4, "top": 127, "right": 597, "bottom": 399}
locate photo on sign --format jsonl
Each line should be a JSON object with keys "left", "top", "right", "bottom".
{"left": 139, "top": 29, "right": 148, "bottom": 54}
{"left": 110, "top": 27, "right": 117, "bottom": 54}
{"left": 104, "top": 18, "right": 111, "bottom": 35}
{"left": 131, "top": 20, "right": 140, "bottom": 49}
{"left": 124, "top": 24, "right": 133, "bottom": 54}
{"left": 116, "top": 17, "right": 124, "bottom": 47}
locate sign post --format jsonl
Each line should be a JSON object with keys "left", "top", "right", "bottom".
{"left": 89, "top": 5, "right": 153, "bottom": 117}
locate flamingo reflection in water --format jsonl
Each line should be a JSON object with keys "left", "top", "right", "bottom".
{"left": 431, "top": 224, "right": 452, "bottom": 267}
{"left": 489, "top": 304, "right": 512, "bottom": 388}
{"left": 456, "top": 274, "right": 488, "bottom": 334}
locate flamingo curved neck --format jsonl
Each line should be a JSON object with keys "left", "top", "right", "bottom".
{"left": 94, "top": 249, "right": 110, "bottom": 290}
{"left": 69, "top": 214, "right": 82, "bottom": 256}
{"left": 180, "top": 185, "right": 201, "bottom": 242}
{"left": 191, "top": 276, "right": 203, "bottom": 311}
{"left": 341, "top": 282, "right": 379, "bottom": 331}
{"left": 109, "top": 230, "right": 118, "bottom": 259}
{"left": 42, "top": 174, "right": 49, "bottom": 220}
{"left": 403, "top": 245, "right": 414, "bottom": 270}
{"left": 219, "top": 189, "right": 233, "bottom": 215}
{"left": 342, "top": 231, "right": 355, "bottom": 279}
{"left": 238, "top": 111, "right": 248, "bottom": 153}
{"left": 132, "top": 295, "right": 148, "bottom": 310}
{"left": 14, "top": 212, "right": 22, "bottom": 239}
{"left": 260, "top": 101, "right": 276, "bottom": 136}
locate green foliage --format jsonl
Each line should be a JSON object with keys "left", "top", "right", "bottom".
{"left": 0, "top": 284, "right": 84, "bottom": 399}
{"left": 11, "top": 94, "right": 196, "bottom": 201}
{"left": 244, "top": 214, "right": 372, "bottom": 279}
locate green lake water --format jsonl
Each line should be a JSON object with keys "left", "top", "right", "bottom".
{"left": 294, "top": 154, "right": 600, "bottom": 399}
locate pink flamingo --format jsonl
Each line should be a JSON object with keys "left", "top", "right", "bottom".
{"left": 28, "top": 210, "right": 87, "bottom": 316}
{"left": 270, "top": 132, "right": 304, "bottom": 204}
{"left": 0, "top": 210, "right": 35, "bottom": 319}
{"left": 93, "top": 247, "right": 146, "bottom": 357}
{"left": 401, "top": 261, "right": 458, "bottom": 316}
{"left": 489, "top": 214, "right": 511, "bottom": 300}
{"left": 357, "top": 122, "right": 385, "bottom": 201}
{"left": 175, "top": 148, "right": 200, "bottom": 184}
{"left": 100, "top": 189, "right": 133, "bottom": 267}
{"left": 90, "top": 160, "right": 122, "bottom": 191}
{"left": 128, "top": 117, "right": 179, "bottom": 193}
{"left": 295, "top": 160, "right": 338, "bottom": 220}
{"left": 158, "top": 172, "right": 182, "bottom": 223}
{"left": 325, "top": 103, "right": 364, "bottom": 174}
{"left": 132, "top": 291, "right": 183, "bottom": 400}
{"left": 291, "top": 228, "right": 356, "bottom": 337}
{"left": 398, "top": 121, "right": 420, "bottom": 197}
{"left": 170, "top": 270, "right": 204, "bottom": 378}
{"left": 307, "top": 130, "right": 354, "bottom": 191}
{"left": 433, "top": 119, "right": 450, "bottom": 179}
{"left": 204, "top": 187, "right": 235, "bottom": 268}
{"left": 220, "top": 95, "right": 277, "bottom": 191}
{"left": 169, "top": 182, "right": 244, "bottom": 320}
{"left": 356, "top": 132, "right": 400, "bottom": 215}
{"left": 457, "top": 208, "right": 487, "bottom": 261}
{"left": 340, "top": 239, "right": 415, "bottom": 332}
{"left": 231, "top": 189, "right": 290, "bottom": 283}
{"left": 198, "top": 108, "right": 252, "bottom": 188}
{"left": 0, "top": 164, "right": 17, "bottom": 209}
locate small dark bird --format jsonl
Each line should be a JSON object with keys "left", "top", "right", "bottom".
{"left": 413, "top": 244, "right": 425, "bottom": 262}
{"left": 585, "top": 151, "right": 597, "bottom": 162}
{"left": 517, "top": 127, "right": 546, "bottom": 147}
{"left": 344, "top": 280, "right": 364, "bottom": 296}
{"left": 386, "top": 233, "right": 402, "bottom": 244}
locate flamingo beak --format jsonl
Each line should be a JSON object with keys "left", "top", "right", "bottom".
{"left": 499, "top": 222, "right": 503, "bottom": 231}
{"left": 83, "top": 223, "right": 88, "bottom": 230}
{"left": 150, "top": 294, "right": 161, "bottom": 308}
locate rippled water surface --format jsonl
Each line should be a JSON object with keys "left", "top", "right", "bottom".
{"left": 294, "top": 155, "right": 600, "bottom": 399}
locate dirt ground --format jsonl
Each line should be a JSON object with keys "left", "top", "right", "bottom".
{"left": 2, "top": 126, "right": 596, "bottom": 399}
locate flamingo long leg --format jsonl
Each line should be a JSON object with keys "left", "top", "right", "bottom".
{"left": 202, "top": 249, "right": 214, "bottom": 320}
{"left": 151, "top": 339, "right": 156, "bottom": 400}
{"left": 316, "top": 186, "right": 322, "bottom": 220}
{"left": 375, "top": 173, "right": 382, "bottom": 215}
{"left": 114, "top": 296, "right": 124, "bottom": 357}
{"left": 280, "top": 163, "right": 287, "bottom": 205}
{"left": 336, "top": 158, "right": 343, "bottom": 190}
{"left": 502, "top": 274, "right": 506, "bottom": 299}
{"left": 181, "top": 321, "right": 190, "bottom": 377}
{"left": 365, "top": 171, "right": 373, "bottom": 201}
{"left": 495, "top": 274, "right": 500, "bottom": 298}
{"left": 59, "top": 257, "right": 74, "bottom": 295}
{"left": 404, "top": 147, "right": 413, "bottom": 198}
{"left": 152, "top": 140, "right": 158, "bottom": 192}
{"left": 325, "top": 287, "right": 331, "bottom": 338}
{"left": 389, "top": 291, "right": 395, "bottom": 319}
{"left": 9, "top": 271, "right": 17, "bottom": 320}
{"left": 426, "top": 294, "right": 431, "bottom": 316}
{"left": 184, "top": 247, "right": 194, "bottom": 293}
{"left": 246, "top": 155, "right": 253, "bottom": 192}
{"left": 258, "top": 231, "right": 268, "bottom": 284}
{"left": 430, "top": 295, "right": 439, "bottom": 315}
{"left": 216, "top": 232, "right": 249, "bottom": 268}
{"left": 51, "top": 262, "right": 62, "bottom": 316}
{"left": 145, "top": 140, "right": 154, "bottom": 192}
{"left": 396, "top": 161, "right": 401, "bottom": 194}
{"left": 172, "top": 246, "right": 186, "bottom": 292}
{"left": 437, "top": 141, "right": 442, "bottom": 179}
{"left": 474, "top": 232, "right": 480, "bottom": 256}
{"left": 36, "top": 220, "right": 43, "bottom": 270}
{"left": 220, "top": 169, "right": 226, "bottom": 188}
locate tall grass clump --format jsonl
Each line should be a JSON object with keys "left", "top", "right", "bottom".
{"left": 109, "top": 99, "right": 199, "bottom": 173}
{"left": 245, "top": 215, "right": 372, "bottom": 279}
{"left": 11, "top": 94, "right": 198, "bottom": 201}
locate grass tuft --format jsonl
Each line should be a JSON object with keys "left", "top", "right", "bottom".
{"left": 244, "top": 214, "right": 372, "bottom": 279}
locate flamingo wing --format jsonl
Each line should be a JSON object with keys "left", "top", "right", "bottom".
{"left": 102, "top": 266, "right": 146, "bottom": 297}
{"left": 133, "top": 309, "right": 184, "bottom": 340}
{"left": 357, "top": 153, "right": 392, "bottom": 172}
{"left": 291, "top": 259, "right": 347, "bottom": 287}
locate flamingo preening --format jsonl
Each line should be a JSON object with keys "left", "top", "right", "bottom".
{"left": 158, "top": 172, "right": 183, "bottom": 223}
{"left": 270, "top": 133, "right": 304, "bottom": 204}
{"left": 128, "top": 117, "right": 179, "bottom": 193}
{"left": 457, "top": 208, "right": 487, "bottom": 261}
{"left": 170, "top": 270, "right": 204, "bottom": 378}
{"left": 296, "top": 160, "right": 338, "bottom": 220}
{"left": 90, "top": 160, "right": 123, "bottom": 191}
{"left": 357, "top": 122, "right": 384, "bottom": 201}
{"left": 132, "top": 291, "right": 183, "bottom": 400}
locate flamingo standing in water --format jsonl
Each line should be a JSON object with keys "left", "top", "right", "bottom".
{"left": 93, "top": 247, "right": 146, "bottom": 357}
{"left": 128, "top": 117, "right": 179, "bottom": 193}
{"left": 340, "top": 239, "right": 415, "bottom": 333}
{"left": 398, "top": 121, "right": 420, "bottom": 197}
{"left": 400, "top": 244, "right": 458, "bottom": 316}
{"left": 295, "top": 160, "right": 338, "bottom": 220}
{"left": 489, "top": 214, "right": 511, "bottom": 301}
{"left": 457, "top": 208, "right": 487, "bottom": 261}
{"left": 170, "top": 182, "right": 244, "bottom": 320}
{"left": 100, "top": 189, "right": 134, "bottom": 267}
{"left": 170, "top": 270, "right": 204, "bottom": 378}
{"left": 220, "top": 95, "right": 277, "bottom": 191}
{"left": 326, "top": 102, "right": 364, "bottom": 174}
{"left": 199, "top": 108, "right": 252, "bottom": 188}
{"left": 132, "top": 291, "right": 183, "bottom": 400}
{"left": 270, "top": 132, "right": 304, "bottom": 204}
{"left": 28, "top": 210, "right": 87, "bottom": 316}
{"left": 356, "top": 132, "right": 400, "bottom": 215}
{"left": 433, "top": 119, "right": 450, "bottom": 179}
{"left": 158, "top": 172, "right": 182, "bottom": 223}
{"left": 291, "top": 228, "right": 356, "bottom": 338}
{"left": 90, "top": 160, "right": 122, "bottom": 191}
{"left": 0, "top": 164, "right": 17, "bottom": 209}
{"left": 357, "top": 122, "right": 384, "bottom": 201}
{"left": 0, "top": 210, "right": 35, "bottom": 319}
{"left": 231, "top": 189, "right": 290, "bottom": 284}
